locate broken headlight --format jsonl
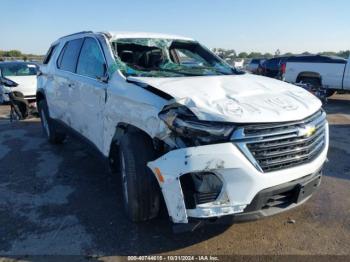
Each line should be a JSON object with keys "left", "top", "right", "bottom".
{"left": 159, "top": 105, "right": 235, "bottom": 145}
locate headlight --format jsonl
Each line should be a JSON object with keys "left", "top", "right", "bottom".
{"left": 159, "top": 104, "right": 235, "bottom": 145}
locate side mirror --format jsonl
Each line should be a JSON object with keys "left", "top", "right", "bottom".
{"left": 97, "top": 63, "right": 109, "bottom": 83}
{"left": 0, "top": 77, "right": 18, "bottom": 87}
{"left": 97, "top": 74, "right": 109, "bottom": 83}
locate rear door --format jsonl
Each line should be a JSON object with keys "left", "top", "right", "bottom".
{"left": 51, "top": 38, "right": 84, "bottom": 124}
{"left": 70, "top": 37, "right": 108, "bottom": 149}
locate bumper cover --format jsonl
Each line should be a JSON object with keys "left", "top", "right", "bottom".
{"left": 231, "top": 169, "right": 322, "bottom": 222}
{"left": 173, "top": 170, "right": 322, "bottom": 232}
{"left": 148, "top": 124, "right": 328, "bottom": 224}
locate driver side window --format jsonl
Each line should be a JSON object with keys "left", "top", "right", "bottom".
{"left": 77, "top": 38, "right": 106, "bottom": 79}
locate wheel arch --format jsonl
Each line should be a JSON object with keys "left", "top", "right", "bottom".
{"left": 108, "top": 122, "right": 156, "bottom": 159}
{"left": 296, "top": 71, "right": 322, "bottom": 83}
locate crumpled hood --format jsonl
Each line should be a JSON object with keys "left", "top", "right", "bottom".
{"left": 129, "top": 74, "right": 322, "bottom": 123}
{"left": 5, "top": 75, "right": 37, "bottom": 96}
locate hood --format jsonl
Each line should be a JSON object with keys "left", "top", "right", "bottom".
{"left": 6, "top": 75, "right": 37, "bottom": 96}
{"left": 128, "top": 74, "right": 322, "bottom": 123}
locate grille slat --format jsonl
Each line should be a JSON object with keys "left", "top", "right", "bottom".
{"left": 195, "top": 192, "right": 220, "bottom": 205}
{"left": 254, "top": 133, "right": 325, "bottom": 159}
{"left": 258, "top": 140, "right": 325, "bottom": 170}
{"left": 235, "top": 110, "right": 327, "bottom": 173}
{"left": 248, "top": 126, "right": 325, "bottom": 151}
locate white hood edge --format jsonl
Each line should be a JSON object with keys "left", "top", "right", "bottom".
{"left": 129, "top": 74, "right": 322, "bottom": 123}
{"left": 5, "top": 75, "right": 37, "bottom": 97}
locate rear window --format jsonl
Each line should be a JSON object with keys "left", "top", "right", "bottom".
{"left": 0, "top": 63, "right": 38, "bottom": 77}
{"left": 57, "top": 38, "right": 84, "bottom": 72}
{"left": 43, "top": 44, "right": 57, "bottom": 65}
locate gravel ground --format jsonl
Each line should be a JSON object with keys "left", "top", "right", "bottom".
{"left": 0, "top": 95, "right": 349, "bottom": 259}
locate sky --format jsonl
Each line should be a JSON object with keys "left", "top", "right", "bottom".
{"left": 1, "top": 0, "right": 349, "bottom": 55}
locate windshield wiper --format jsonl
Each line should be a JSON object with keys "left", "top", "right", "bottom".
{"left": 158, "top": 68, "right": 204, "bottom": 76}
{"left": 128, "top": 67, "right": 199, "bottom": 77}
{"left": 193, "top": 66, "right": 232, "bottom": 75}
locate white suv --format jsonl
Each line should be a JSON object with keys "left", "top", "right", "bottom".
{"left": 37, "top": 31, "right": 328, "bottom": 226}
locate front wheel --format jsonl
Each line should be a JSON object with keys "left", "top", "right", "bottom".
{"left": 116, "top": 131, "right": 161, "bottom": 222}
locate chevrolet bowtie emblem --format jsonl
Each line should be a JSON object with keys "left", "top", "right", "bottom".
{"left": 298, "top": 125, "right": 316, "bottom": 137}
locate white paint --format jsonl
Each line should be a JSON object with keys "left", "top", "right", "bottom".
{"left": 108, "top": 31, "right": 194, "bottom": 41}
{"left": 1, "top": 75, "right": 37, "bottom": 102}
{"left": 148, "top": 123, "right": 328, "bottom": 222}
{"left": 129, "top": 74, "right": 322, "bottom": 123}
{"left": 38, "top": 31, "right": 329, "bottom": 224}
{"left": 285, "top": 59, "right": 350, "bottom": 91}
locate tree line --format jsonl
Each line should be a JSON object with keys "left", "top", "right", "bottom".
{"left": 0, "top": 50, "right": 44, "bottom": 61}
{"left": 1, "top": 48, "right": 350, "bottom": 63}
{"left": 212, "top": 48, "right": 350, "bottom": 61}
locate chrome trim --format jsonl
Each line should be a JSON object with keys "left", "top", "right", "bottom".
{"left": 254, "top": 134, "right": 325, "bottom": 159}
{"left": 231, "top": 110, "right": 327, "bottom": 173}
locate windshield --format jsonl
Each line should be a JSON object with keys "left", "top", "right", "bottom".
{"left": 111, "top": 38, "right": 236, "bottom": 77}
{"left": 0, "top": 63, "right": 38, "bottom": 77}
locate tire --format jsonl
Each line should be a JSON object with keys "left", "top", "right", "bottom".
{"left": 325, "top": 90, "right": 335, "bottom": 97}
{"left": 116, "top": 131, "right": 160, "bottom": 222}
{"left": 38, "top": 100, "right": 66, "bottom": 144}
{"left": 298, "top": 76, "right": 321, "bottom": 88}
{"left": 298, "top": 77, "right": 336, "bottom": 97}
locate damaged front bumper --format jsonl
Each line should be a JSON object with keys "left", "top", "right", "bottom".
{"left": 148, "top": 138, "right": 328, "bottom": 224}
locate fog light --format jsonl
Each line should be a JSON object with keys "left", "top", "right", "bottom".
{"left": 180, "top": 172, "right": 223, "bottom": 208}
{"left": 190, "top": 172, "right": 223, "bottom": 194}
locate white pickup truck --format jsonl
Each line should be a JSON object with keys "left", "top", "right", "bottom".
{"left": 284, "top": 55, "right": 350, "bottom": 96}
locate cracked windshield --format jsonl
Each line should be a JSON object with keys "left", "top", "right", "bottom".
{"left": 112, "top": 38, "right": 236, "bottom": 77}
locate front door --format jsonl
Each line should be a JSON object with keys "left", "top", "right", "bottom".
{"left": 70, "top": 37, "right": 108, "bottom": 150}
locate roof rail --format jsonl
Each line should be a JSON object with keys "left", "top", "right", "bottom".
{"left": 59, "top": 31, "right": 93, "bottom": 39}
{"left": 97, "top": 31, "right": 112, "bottom": 39}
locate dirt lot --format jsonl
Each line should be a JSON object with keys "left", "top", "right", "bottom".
{"left": 0, "top": 95, "right": 349, "bottom": 259}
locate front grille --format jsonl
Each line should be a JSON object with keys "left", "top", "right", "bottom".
{"left": 195, "top": 192, "right": 220, "bottom": 205}
{"left": 233, "top": 110, "right": 327, "bottom": 172}
{"left": 262, "top": 188, "right": 297, "bottom": 209}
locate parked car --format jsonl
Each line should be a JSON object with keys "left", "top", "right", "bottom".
{"left": 284, "top": 55, "right": 350, "bottom": 97}
{"left": 0, "top": 61, "right": 38, "bottom": 103}
{"left": 259, "top": 56, "right": 291, "bottom": 79}
{"left": 246, "top": 58, "right": 265, "bottom": 74}
{"left": 37, "top": 31, "right": 328, "bottom": 228}
{"left": 233, "top": 58, "right": 244, "bottom": 69}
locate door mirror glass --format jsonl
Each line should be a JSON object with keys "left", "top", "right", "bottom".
{"left": 97, "top": 64, "right": 109, "bottom": 83}
{"left": 1, "top": 77, "right": 18, "bottom": 87}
